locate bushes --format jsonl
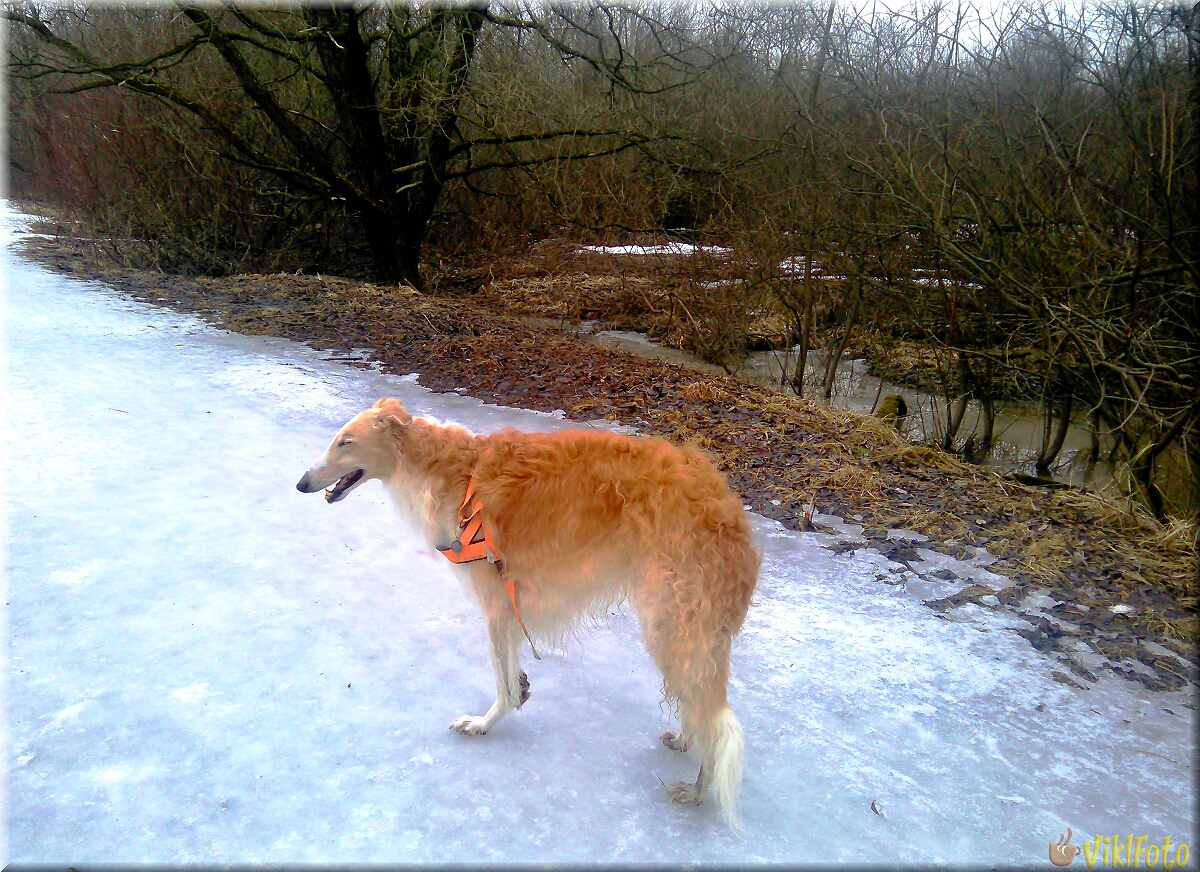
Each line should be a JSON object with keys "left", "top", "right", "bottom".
{"left": 8, "top": 28, "right": 372, "bottom": 276}
{"left": 7, "top": 0, "right": 1197, "bottom": 517}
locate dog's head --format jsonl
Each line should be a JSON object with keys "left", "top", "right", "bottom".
{"left": 296, "top": 397, "right": 411, "bottom": 503}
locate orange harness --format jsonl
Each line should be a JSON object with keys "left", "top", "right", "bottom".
{"left": 437, "top": 478, "right": 541, "bottom": 660}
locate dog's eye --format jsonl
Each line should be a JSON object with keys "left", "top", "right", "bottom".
{"left": 339, "top": 440, "right": 352, "bottom": 448}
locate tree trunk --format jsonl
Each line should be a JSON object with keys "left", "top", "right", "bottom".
{"left": 398, "top": 236, "right": 423, "bottom": 289}
{"left": 362, "top": 213, "right": 402, "bottom": 285}
{"left": 822, "top": 270, "right": 864, "bottom": 400}
{"left": 1036, "top": 392, "right": 1074, "bottom": 477}
{"left": 942, "top": 392, "right": 969, "bottom": 452}
{"left": 1130, "top": 399, "right": 1198, "bottom": 520}
{"left": 1088, "top": 409, "right": 1102, "bottom": 463}
{"left": 1131, "top": 448, "right": 1165, "bottom": 519}
{"left": 940, "top": 350, "right": 973, "bottom": 452}
{"left": 359, "top": 207, "right": 429, "bottom": 288}
{"left": 973, "top": 354, "right": 995, "bottom": 459}
{"left": 791, "top": 308, "right": 810, "bottom": 395}
{"left": 791, "top": 247, "right": 816, "bottom": 397}
{"left": 792, "top": 4, "right": 834, "bottom": 397}
{"left": 972, "top": 393, "right": 995, "bottom": 461}
{"left": 303, "top": 4, "right": 485, "bottom": 288}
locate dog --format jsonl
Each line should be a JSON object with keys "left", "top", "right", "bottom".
{"left": 296, "top": 398, "right": 760, "bottom": 827}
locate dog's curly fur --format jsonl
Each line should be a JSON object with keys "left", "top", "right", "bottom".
{"left": 297, "top": 397, "right": 760, "bottom": 828}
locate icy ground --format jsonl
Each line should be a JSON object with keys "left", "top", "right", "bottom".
{"left": 3, "top": 205, "right": 1195, "bottom": 865}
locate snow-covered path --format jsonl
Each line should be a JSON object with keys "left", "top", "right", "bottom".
{"left": 3, "top": 207, "right": 1194, "bottom": 865}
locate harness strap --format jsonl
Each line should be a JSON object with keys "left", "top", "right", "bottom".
{"left": 458, "top": 478, "right": 477, "bottom": 520}
{"left": 436, "top": 476, "right": 542, "bottom": 660}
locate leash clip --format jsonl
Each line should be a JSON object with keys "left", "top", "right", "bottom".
{"left": 506, "top": 578, "right": 542, "bottom": 661}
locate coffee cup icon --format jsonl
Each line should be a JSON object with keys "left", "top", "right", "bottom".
{"left": 1049, "top": 827, "right": 1079, "bottom": 866}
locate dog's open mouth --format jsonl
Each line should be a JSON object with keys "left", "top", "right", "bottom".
{"left": 325, "top": 469, "right": 364, "bottom": 503}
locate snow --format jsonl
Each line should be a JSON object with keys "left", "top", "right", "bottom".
{"left": 575, "top": 245, "right": 983, "bottom": 293}
{"left": 2, "top": 203, "right": 1195, "bottom": 864}
{"left": 578, "top": 242, "right": 731, "bottom": 256}
{"left": 777, "top": 255, "right": 846, "bottom": 280}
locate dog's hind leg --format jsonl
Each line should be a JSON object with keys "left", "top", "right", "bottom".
{"left": 450, "top": 604, "right": 525, "bottom": 736}
{"left": 663, "top": 652, "right": 746, "bottom": 829}
{"left": 661, "top": 668, "right": 745, "bottom": 830}
{"left": 634, "top": 551, "right": 752, "bottom": 829}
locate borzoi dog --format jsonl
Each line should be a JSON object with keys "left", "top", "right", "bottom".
{"left": 296, "top": 398, "right": 759, "bottom": 826}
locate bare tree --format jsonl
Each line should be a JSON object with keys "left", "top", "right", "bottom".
{"left": 5, "top": 2, "right": 702, "bottom": 286}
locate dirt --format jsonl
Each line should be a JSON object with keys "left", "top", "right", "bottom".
{"left": 13, "top": 225, "right": 1198, "bottom": 691}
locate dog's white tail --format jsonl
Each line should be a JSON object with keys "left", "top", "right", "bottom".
{"left": 707, "top": 706, "right": 745, "bottom": 831}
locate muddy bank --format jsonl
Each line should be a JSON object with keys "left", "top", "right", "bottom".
{"left": 13, "top": 228, "right": 1198, "bottom": 690}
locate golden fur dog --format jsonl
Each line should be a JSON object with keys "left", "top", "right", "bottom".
{"left": 297, "top": 398, "right": 759, "bottom": 826}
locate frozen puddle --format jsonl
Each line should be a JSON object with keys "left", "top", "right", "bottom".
{"left": 3, "top": 204, "right": 1195, "bottom": 864}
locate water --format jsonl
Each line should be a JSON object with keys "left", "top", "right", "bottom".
{"left": 734, "top": 347, "right": 1108, "bottom": 483}
{"left": 579, "top": 327, "right": 1189, "bottom": 505}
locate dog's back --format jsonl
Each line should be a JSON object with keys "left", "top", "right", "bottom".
{"left": 472, "top": 429, "right": 755, "bottom": 598}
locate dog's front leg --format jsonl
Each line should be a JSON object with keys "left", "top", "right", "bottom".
{"left": 449, "top": 608, "right": 525, "bottom": 736}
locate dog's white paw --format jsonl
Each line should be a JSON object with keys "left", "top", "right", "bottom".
{"left": 660, "top": 730, "right": 689, "bottom": 752}
{"left": 666, "top": 781, "right": 704, "bottom": 805}
{"left": 449, "top": 715, "right": 489, "bottom": 735}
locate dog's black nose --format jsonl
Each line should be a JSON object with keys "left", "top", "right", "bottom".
{"left": 296, "top": 473, "right": 311, "bottom": 493}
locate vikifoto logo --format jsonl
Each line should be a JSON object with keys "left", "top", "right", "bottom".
{"left": 1049, "top": 827, "right": 1191, "bottom": 869}
{"left": 1050, "top": 828, "right": 1080, "bottom": 866}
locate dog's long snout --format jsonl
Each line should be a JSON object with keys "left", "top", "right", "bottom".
{"left": 296, "top": 471, "right": 315, "bottom": 493}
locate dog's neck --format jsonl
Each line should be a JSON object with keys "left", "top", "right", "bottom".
{"left": 383, "top": 418, "right": 482, "bottom": 543}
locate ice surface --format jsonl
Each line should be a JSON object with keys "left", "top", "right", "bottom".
{"left": 911, "top": 546, "right": 1010, "bottom": 590}
{"left": 811, "top": 511, "right": 866, "bottom": 540}
{"left": 2, "top": 204, "right": 1195, "bottom": 864}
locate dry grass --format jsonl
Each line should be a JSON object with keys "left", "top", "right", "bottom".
{"left": 1016, "top": 530, "right": 1077, "bottom": 584}
{"left": 482, "top": 272, "right": 657, "bottom": 322}
{"left": 813, "top": 464, "right": 886, "bottom": 501}
{"left": 1138, "top": 609, "right": 1200, "bottom": 645}
{"left": 679, "top": 381, "right": 730, "bottom": 402}
{"left": 879, "top": 443, "right": 970, "bottom": 471}
{"left": 475, "top": 245, "right": 795, "bottom": 363}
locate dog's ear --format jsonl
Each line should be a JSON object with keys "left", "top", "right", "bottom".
{"left": 373, "top": 397, "right": 412, "bottom": 429}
